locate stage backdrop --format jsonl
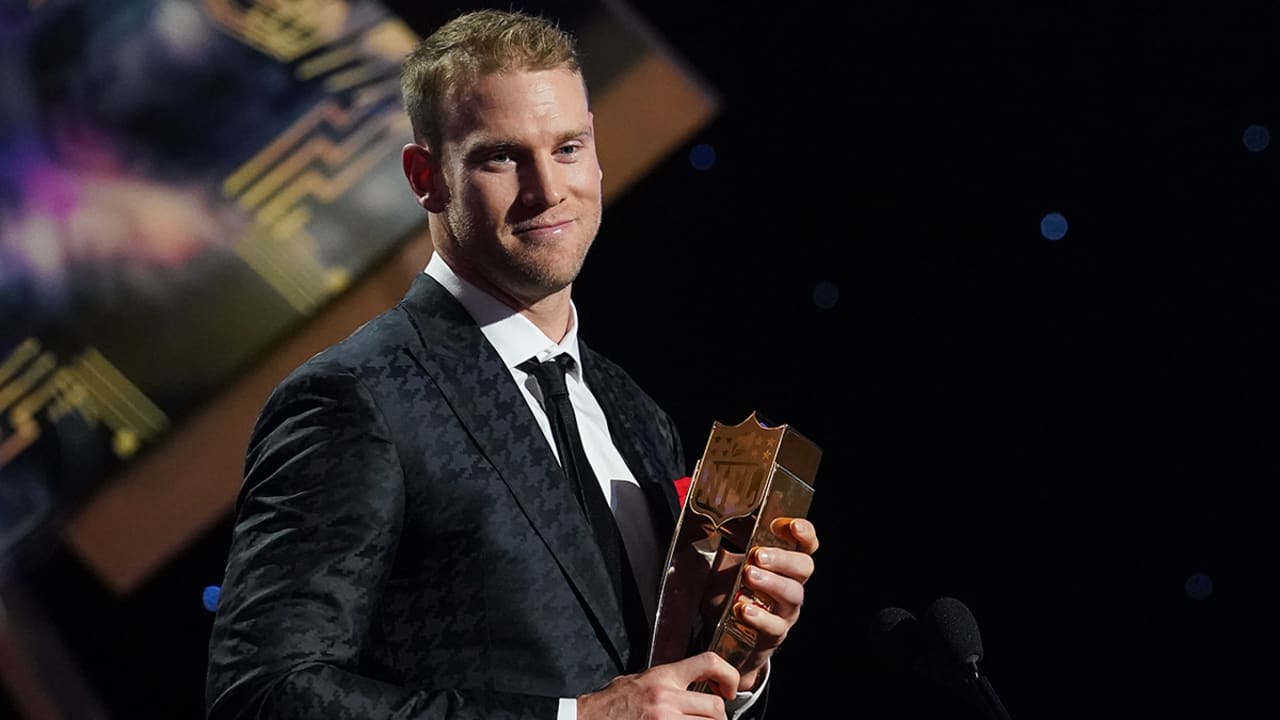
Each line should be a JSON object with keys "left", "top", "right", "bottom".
{"left": 0, "top": 0, "right": 720, "bottom": 591}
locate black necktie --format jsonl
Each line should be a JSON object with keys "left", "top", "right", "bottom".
{"left": 519, "top": 354, "right": 650, "bottom": 669}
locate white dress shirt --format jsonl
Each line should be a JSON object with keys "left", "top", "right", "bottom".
{"left": 424, "top": 254, "right": 763, "bottom": 719}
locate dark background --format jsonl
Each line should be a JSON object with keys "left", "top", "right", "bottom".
{"left": 15, "top": 1, "right": 1277, "bottom": 718}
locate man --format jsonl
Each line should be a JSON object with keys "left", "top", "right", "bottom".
{"left": 206, "top": 9, "right": 819, "bottom": 720}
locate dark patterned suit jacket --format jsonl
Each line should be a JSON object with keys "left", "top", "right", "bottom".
{"left": 206, "top": 275, "right": 769, "bottom": 719}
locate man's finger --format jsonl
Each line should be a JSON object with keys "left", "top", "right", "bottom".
{"left": 769, "top": 516, "right": 820, "bottom": 554}
{"left": 671, "top": 651, "right": 740, "bottom": 701}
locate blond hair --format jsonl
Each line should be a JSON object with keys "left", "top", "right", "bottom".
{"left": 400, "top": 9, "right": 582, "bottom": 148}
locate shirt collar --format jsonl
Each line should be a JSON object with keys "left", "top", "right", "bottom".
{"left": 425, "top": 253, "right": 582, "bottom": 379}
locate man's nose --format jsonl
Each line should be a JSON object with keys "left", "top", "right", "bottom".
{"left": 520, "top": 158, "right": 565, "bottom": 208}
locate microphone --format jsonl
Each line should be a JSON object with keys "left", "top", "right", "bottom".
{"left": 867, "top": 606, "right": 967, "bottom": 695}
{"left": 867, "top": 606, "right": 922, "bottom": 675}
{"left": 867, "top": 605, "right": 986, "bottom": 719}
{"left": 920, "top": 597, "right": 1014, "bottom": 720}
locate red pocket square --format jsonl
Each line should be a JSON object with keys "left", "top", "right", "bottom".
{"left": 673, "top": 476, "right": 692, "bottom": 506}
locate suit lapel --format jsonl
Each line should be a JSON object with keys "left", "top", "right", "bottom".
{"left": 396, "top": 274, "right": 630, "bottom": 669}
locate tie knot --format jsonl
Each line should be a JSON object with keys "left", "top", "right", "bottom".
{"left": 520, "top": 354, "right": 575, "bottom": 399}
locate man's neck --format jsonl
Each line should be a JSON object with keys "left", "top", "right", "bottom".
{"left": 517, "top": 292, "right": 574, "bottom": 344}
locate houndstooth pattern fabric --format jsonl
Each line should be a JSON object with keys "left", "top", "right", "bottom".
{"left": 206, "top": 274, "right": 702, "bottom": 719}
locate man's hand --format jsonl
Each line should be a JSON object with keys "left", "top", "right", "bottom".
{"left": 577, "top": 651, "right": 739, "bottom": 719}
{"left": 733, "top": 517, "right": 820, "bottom": 692}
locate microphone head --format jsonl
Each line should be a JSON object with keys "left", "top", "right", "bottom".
{"left": 869, "top": 604, "right": 971, "bottom": 697}
{"left": 867, "top": 607, "right": 921, "bottom": 674}
{"left": 921, "top": 596, "right": 984, "bottom": 666}
{"left": 872, "top": 606, "right": 917, "bottom": 632}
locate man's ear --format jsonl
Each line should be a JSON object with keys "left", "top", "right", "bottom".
{"left": 402, "top": 143, "right": 447, "bottom": 213}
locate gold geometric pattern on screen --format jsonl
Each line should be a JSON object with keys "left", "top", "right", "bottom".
{"left": 0, "top": 339, "right": 169, "bottom": 469}
{"left": 204, "top": 0, "right": 353, "bottom": 62}
{"left": 208, "top": 1, "right": 419, "bottom": 312}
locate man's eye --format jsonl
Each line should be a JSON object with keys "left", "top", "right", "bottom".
{"left": 557, "top": 145, "right": 580, "bottom": 156}
{"left": 488, "top": 153, "right": 512, "bottom": 164}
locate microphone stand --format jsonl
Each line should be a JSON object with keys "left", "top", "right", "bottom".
{"left": 963, "top": 661, "right": 1013, "bottom": 720}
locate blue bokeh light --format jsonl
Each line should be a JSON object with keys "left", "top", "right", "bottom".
{"left": 689, "top": 143, "right": 716, "bottom": 171}
{"left": 1040, "top": 212, "right": 1069, "bottom": 241}
{"left": 1184, "top": 572, "right": 1213, "bottom": 601}
{"left": 1243, "top": 124, "right": 1270, "bottom": 152}
{"left": 811, "top": 281, "right": 840, "bottom": 310}
{"left": 203, "top": 585, "right": 222, "bottom": 612}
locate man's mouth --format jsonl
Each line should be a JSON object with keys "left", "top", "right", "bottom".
{"left": 514, "top": 219, "right": 573, "bottom": 239}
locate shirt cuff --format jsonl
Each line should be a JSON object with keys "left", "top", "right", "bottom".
{"left": 726, "top": 659, "right": 770, "bottom": 718}
{"left": 556, "top": 660, "right": 770, "bottom": 720}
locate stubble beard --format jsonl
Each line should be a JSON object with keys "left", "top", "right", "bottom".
{"left": 444, "top": 204, "right": 599, "bottom": 304}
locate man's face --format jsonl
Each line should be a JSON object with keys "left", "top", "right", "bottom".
{"left": 434, "top": 68, "right": 603, "bottom": 305}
